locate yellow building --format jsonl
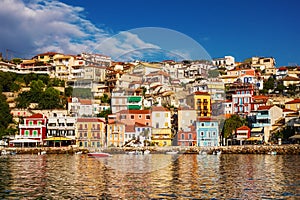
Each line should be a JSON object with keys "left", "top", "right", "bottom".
{"left": 33, "top": 52, "right": 62, "bottom": 63}
{"left": 107, "top": 121, "right": 125, "bottom": 147}
{"left": 186, "top": 91, "right": 211, "bottom": 117}
{"left": 151, "top": 128, "right": 172, "bottom": 146}
{"left": 285, "top": 99, "right": 300, "bottom": 111}
{"left": 76, "top": 118, "right": 106, "bottom": 148}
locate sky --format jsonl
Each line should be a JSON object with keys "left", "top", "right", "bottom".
{"left": 0, "top": 0, "right": 299, "bottom": 66}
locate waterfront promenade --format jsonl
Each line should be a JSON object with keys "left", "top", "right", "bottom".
{"left": 1, "top": 144, "right": 300, "bottom": 155}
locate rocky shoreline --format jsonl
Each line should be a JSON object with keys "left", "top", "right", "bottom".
{"left": 1, "top": 145, "right": 300, "bottom": 155}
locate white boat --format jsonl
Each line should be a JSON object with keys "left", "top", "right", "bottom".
{"left": 166, "top": 150, "right": 179, "bottom": 155}
{"left": 75, "top": 151, "right": 82, "bottom": 155}
{"left": 87, "top": 152, "right": 112, "bottom": 157}
{"left": 144, "top": 150, "right": 151, "bottom": 155}
{"left": 268, "top": 151, "right": 277, "bottom": 155}
{"left": 199, "top": 151, "right": 207, "bottom": 155}
{"left": 1, "top": 150, "right": 9, "bottom": 155}
{"left": 40, "top": 151, "right": 46, "bottom": 155}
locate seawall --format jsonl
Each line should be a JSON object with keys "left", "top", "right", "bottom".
{"left": 1, "top": 145, "right": 300, "bottom": 155}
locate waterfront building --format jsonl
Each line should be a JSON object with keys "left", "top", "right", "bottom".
{"left": 186, "top": 91, "right": 212, "bottom": 117}
{"left": 151, "top": 106, "right": 172, "bottom": 146}
{"left": 76, "top": 118, "right": 106, "bottom": 148}
{"left": 196, "top": 117, "right": 219, "bottom": 147}
{"left": 224, "top": 100, "right": 233, "bottom": 118}
{"left": 178, "top": 125, "right": 196, "bottom": 146}
{"left": 106, "top": 121, "right": 125, "bottom": 147}
{"left": 235, "top": 125, "right": 251, "bottom": 145}
{"left": 251, "top": 105, "right": 283, "bottom": 143}
{"left": 46, "top": 112, "right": 76, "bottom": 146}
{"left": 281, "top": 75, "right": 300, "bottom": 87}
{"left": 250, "top": 95, "right": 269, "bottom": 112}
{"left": 18, "top": 113, "right": 47, "bottom": 145}
{"left": 124, "top": 122, "right": 152, "bottom": 146}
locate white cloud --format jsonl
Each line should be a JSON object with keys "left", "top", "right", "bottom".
{"left": 0, "top": 0, "right": 158, "bottom": 60}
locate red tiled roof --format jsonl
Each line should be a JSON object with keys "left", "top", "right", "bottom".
{"left": 27, "top": 113, "right": 45, "bottom": 119}
{"left": 79, "top": 99, "right": 92, "bottom": 105}
{"left": 151, "top": 106, "right": 168, "bottom": 112}
{"left": 236, "top": 125, "right": 250, "bottom": 131}
{"left": 197, "top": 117, "right": 218, "bottom": 122}
{"left": 135, "top": 122, "right": 150, "bottom": 127}
{"left": 257, "top": 105, "right": 274, "bottom": 110}
{"left": 77, "top": 118, "right": 105, "bottom": 123}
{"left": 118, "top": 110, "right": 151, "bottom": 114}
{"left": 278, "top": 67, "right": 287, "bottom": 71}
{"left": 283, "top": 108, "right": 295, "bottom": 112}
{"left": 252, "top": 95, "right": 269, "bottom": 100}
{"left": 125, "top": 125, "right": 135, "bottom": 132}
{"left": 194, "top": 91, "right": 210, "bottom": 95}
{"left": 282, "top": 76, "right": 300, "bottom": 81}
{"left": 286, "top": 99, "right": 300, "bottom": 104}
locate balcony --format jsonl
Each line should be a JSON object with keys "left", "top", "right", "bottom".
{"left": 256, "top": 113, "right": 270, "bottom": 119}
{"left": 252, "top": 122, "right": 271, "bottom": 128}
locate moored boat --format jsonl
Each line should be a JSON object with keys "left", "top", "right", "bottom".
{"left": 166, "top": 150, "right": 179, "bottom": 155}
{"left": 87, "top": 152, "right": 112, "bottom": 157}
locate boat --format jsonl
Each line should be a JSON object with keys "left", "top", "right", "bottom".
{"left": 75, "top": 151, "right": 82, "bottom": 155}
{"left": 199, "top": 151, "right": 207, "bottom": 155}
{"left": 127, "top": 150, "right": 150, "bottom": 155}
{"left": 166, "top": 150, "right": 179, "bottom": 155}
{"left": 268, "top": 151, "right": 277, "bottom": 155}
{"left": 213, "top": 150, "right": 222, "bottom": 155}
{"left": 40, "top": 151, "right": 46, "bottom": 155}
{"left": 87, "top": 152, "right": 112, "bottom": 157}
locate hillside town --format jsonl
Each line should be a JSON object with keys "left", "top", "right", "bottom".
{"left": 0, "top": 52, "right": 300, "bottom": 149}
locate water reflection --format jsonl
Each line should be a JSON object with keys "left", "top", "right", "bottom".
{"left": 0, "top": 154, "right": 299, "bottom": 199}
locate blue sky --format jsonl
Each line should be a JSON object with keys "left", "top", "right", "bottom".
{"left": 1, "top": 0, "right": 299, "bottom": 66}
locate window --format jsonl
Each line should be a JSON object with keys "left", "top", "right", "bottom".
{"left": 165, "top": 122, "right": 169, "bottom": 127}
{"left": 181, "top": 134, "right": 184, "bottom": 139}
{"left": 211, "top": 123, "right": 214, "bottom": 126}
{"left": 38, "top": 121, "right": 42, "bottom": 125}
{"left": 29, "top": 121, "right": 33, "bottom": 126}
{"left": 208, "top": 132, "right": 211, "bottom": 138}
{"left": 120, "top": 115, "right": 126, "bottom": 119}
{"left": 33, "top": 130, "right": 38, "bottom": 136}
{"left": 201, "top": 123, "right": 204, "bottom": 127}
{"left": 138, "top": 115, "right": 142, "bottom": 119}
{"left": 137, "top": 128, "right": 140, "bottom": 132}
{"left": 165, "top": 113, "right": 168, "bottom": 117}
{"left": 188, "top": 134, "right": 192, "bottom": 139}
{"left": 213, "top": 131, "right": 216, "bottom": 136}
{"left": 156, "top": 123, "right": 159, "bottom": 128}
{"left": 131, "top": 115, "right": 134, "bottom": 119}
{"left": 155, "top": 113, "right": 160, "bottom": 117}
{"left": 146, "top": 115, "right": 150, "bottom": 120}
{"left": 25, "top": 130, "right": 29, "bottom": 136}
{"left": 200, "top": 132, "right": 204, "bottom": 136}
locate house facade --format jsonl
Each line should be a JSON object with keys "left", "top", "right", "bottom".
{"left": 76, "top": 118, "right": 106, "bottom": 148}
{"left": 151, "top": 106, "right": 172, "bottom": 146}
{"left": 18, "top": 113, "right": 47, "bottom": 144}
{"left": 186, "top": 91, "right": 212, "bottom": 117}
{"left": 196, "top": 118, "right": 219, "bottom": 147}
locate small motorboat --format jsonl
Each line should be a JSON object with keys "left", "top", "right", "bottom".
{"left": 75, "top": 151, "right": 82, "bottom": 155}
{"left": 166, "top": 150, "right": 179, "bottom": 155}
{"left": 87, "top": 152, "right": 112, "bottom": 157}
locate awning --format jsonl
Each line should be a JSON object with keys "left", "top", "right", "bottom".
{"left": 10, "top": 139, "right": 39, "bottom": 143}
{"left": 247, "top": 137, "right": 262, "bottom": 141}
{"left": 251, "top": 127, "right": 263, "bottom": 132}
{"left": 289, "top": 134, "right": 300, "bottom": 139}
{"left": 44, "top": 137, "right": 72, "bottom": 141}
{"left": 128, "top": 96, "right": 142, "bottom": 102}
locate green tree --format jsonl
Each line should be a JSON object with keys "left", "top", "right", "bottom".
{"left": 11, "top": 58, "right": 22, "bottom": 65}
{"left": 65, "top": 86, "right": 73, "bottom": 97}
{"left": 264, "top": 77, "right": 275, "bottom": 90}
{"left": 97, "top": 109, "right": 111, "bottom": 120}
{"left": 30, "top": 80, "right": 45, "bottom": 103}
{"left": 100, "top": 93, "right": 110, "bottom": 104}
{"left": 0, "top": 93, "right": 13, "bottom": 138}
{"left": 15, "top": 91, "right": 31, "bottom": 108}
{"left": 223, "top": 115, "right": 246, "bottom": 139}
{"left": 38, "top": 87, "right": 62, "bottom": 109}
